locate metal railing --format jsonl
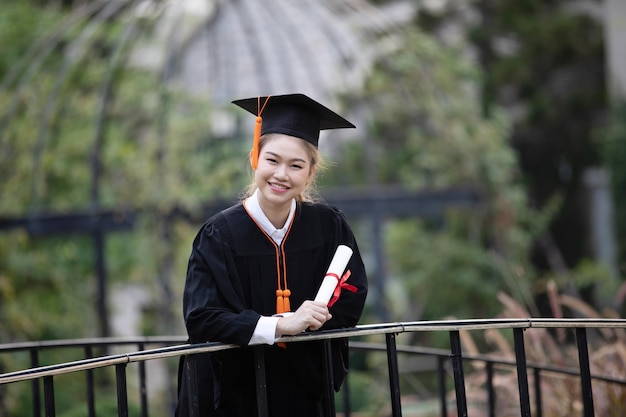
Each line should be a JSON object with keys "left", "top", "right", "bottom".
{"left": 2, "top": 318, "right": 626, "bottom": 417}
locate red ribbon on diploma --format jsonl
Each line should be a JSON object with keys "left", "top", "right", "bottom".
{"left": 327, "top": 269, "right": 357, "bottom": 307}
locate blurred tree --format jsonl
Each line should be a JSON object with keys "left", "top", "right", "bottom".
{"left": 0, "top": 1, "right": 249, "bottom": 345}
{"left": 329, "top": 0, "right": 613, "bottom": 325}
{"left": 412, "top": 0, "right": 610, "bottom": 307}
{"left": 327, "top": 28, "right": 540, "bottom": 324}
{"left": 467, "top": 1, "right": 606, "bottom": 275}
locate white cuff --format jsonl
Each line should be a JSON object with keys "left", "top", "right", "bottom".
{"left": 248, "top": 316, "right": 281, "bottom": 345}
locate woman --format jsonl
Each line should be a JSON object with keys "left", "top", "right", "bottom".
{"left": 176, "top": 94, "right": 368, "bottom": 417}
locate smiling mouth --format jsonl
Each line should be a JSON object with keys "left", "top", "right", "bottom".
{"left": 269, "top": 182, "right": 290, "bottom": 190}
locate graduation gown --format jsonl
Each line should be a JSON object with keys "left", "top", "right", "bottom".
{"left": 176, "top": 201, "right": 368, "bottom": 417}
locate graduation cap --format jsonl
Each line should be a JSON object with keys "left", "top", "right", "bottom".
{"left": 232, "top": 93, "right": 355, "bottom": 169}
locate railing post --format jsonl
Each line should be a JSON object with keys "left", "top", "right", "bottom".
{"left": 449, "top": 330, "right": 468, "bottom": 417}
{"left": 137, "top": 342, "right": 148, "bottom": 417}
{"left": 43, "top": 376, "right": 55, "bottom": 417}
{"left": 84, "top": 346, "right": 96, "bottom": 417}
{"left": 322, "top": 340, "right": 336, "bottom": 417}
{"left": 576, "top": 328, "right": 595, "bottom": 417}
{"left": 116, "top": 363, "right": 129, "bottom": 417}
{"left": 386, "top": 333, "right": 403, "bottom": 417}
{"left": 30, "top": 349, "right": 41, "bottom": 417}
{"left": 513, "top": 328, "right": 531, "bottom": 417}
{"left": 342, "top": 371, "right": 351, "bottom": 417}
{"left": 437, "top": 356, "right": 447, "bottom": 417}
{"left": 253, "top": 346, "right": 269, "bottom": 417}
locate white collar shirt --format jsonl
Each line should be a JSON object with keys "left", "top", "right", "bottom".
{"left": 244, "top": 189, "right": 296, "bottom": 246}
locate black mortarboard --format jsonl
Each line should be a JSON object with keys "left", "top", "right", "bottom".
{"left": 232, "top": 93, "right": 355, "bottom": 169}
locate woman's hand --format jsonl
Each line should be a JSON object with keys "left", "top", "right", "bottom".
{"left": 276, "top": 300, "right": 332, "bottom": 336}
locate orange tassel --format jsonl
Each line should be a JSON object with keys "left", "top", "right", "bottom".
{"left": 276, "top": 288, "right": 288, "bottom": 348}
{"left": 251, "top": 96, "right": 271, "bottom": 170}
{"left": 251, "top": 116, "right": 262, "bottom": 170}
{"left": 276, "top": 289, "right": 285, "bottom": 314}
{"left": 282, "top": 289, "right": 291, "bottom": 312}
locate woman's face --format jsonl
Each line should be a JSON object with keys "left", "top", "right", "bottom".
{"left": 254, "top": 134, "right": 315, "bottom": 213}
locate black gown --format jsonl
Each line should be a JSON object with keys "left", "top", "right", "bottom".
{"left": 176, "top": 201, "right": 368, "bottom": 417}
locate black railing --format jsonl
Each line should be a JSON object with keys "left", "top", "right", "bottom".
{"left": 2, "top": 319, "right": 626, "bottom": 417}
{"left": 0, "top": 336, "right": 188, "bottom": 417}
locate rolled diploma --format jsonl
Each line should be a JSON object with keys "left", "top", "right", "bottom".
{"left": 314, "top": 245, "right": 353, "bottom": 304}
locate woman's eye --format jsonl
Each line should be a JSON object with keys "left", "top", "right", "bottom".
{"left": 266, "top": 158, "right": 278, "bottom": 164}
{"left": 291, "top": 164, "right": 303, "bottom": 169}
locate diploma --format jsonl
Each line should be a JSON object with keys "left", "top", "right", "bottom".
{"left": 314, "top": 245, "right": 353, "bottom": 304}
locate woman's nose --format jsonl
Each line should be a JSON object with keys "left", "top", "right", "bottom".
{"left": 274, "top": 164, "right": 288, "bottom": 178}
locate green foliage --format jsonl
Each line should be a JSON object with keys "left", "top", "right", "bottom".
{"left": 333, "top": 27, "right": 539, "bottom": 322}
{"left": 0, "top": 231, "right": 97, "bottom": 340}
{"left": 0, "top": 2, "right": 248, "bottom": 345}
{"left": 0, "top": 2, "right": 63, "bottom": 78}
{"left": 334, "top": 31, "right": 515, "bottom": 191}
{"left": 386, "top": 220, "right": 505, "bottom": 320}
{"left": 337, "top": 368, "right": 390, "bottom": 414}
{"left": 333, "top": 0, "right": 613, "bottom": 327}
